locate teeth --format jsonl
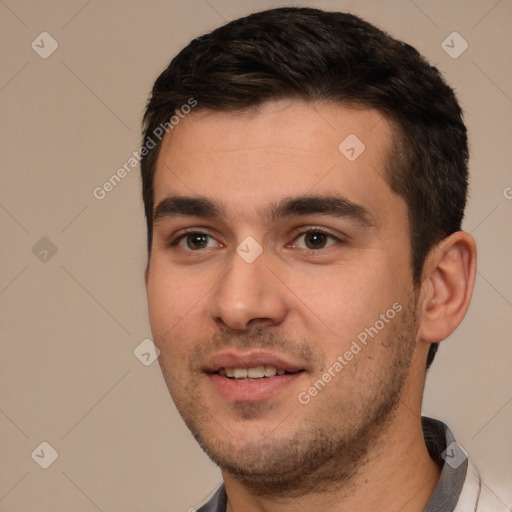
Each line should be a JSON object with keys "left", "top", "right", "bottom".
{"left": 218, "top": 366, "right": 284, "bottom": 379}
{"left": 233, "top": 368, "right": 248, "bottom": 378}
{"left": 264, "top": 366, "right": 277, "bottom": 377}
{"left": 247, "top": 366, "right": 265, "bottom": 378}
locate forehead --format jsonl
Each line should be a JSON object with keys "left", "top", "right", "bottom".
{"left": 153, "top": 99, "right": 399, "bottom": 219}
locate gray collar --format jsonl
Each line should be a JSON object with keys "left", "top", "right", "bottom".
{"left": 422, "top": 417, "right": 468, "bottom": 512}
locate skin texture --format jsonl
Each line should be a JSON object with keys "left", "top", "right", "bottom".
{"left": 145, "top": 99, "right": 477, "bottom": 511}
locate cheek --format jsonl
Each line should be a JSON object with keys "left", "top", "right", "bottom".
{"left": 146, "top": 279, "right": 195, "bottom": 386}
{"left": 146, "top": 261, "right": 195, "bottom": 341}
{"left": 292, "top": 258, "right": 403, "bottom": 342}
{"left": 146, "top": 258, "right": 217, "bottom": 363}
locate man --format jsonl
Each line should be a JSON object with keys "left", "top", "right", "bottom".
{"left": 141, "top": 7, "right": 505, "bottom": 511}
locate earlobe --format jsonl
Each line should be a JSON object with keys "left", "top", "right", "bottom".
{"left": 417, "top": 231, "right": 477, "bottom": 344}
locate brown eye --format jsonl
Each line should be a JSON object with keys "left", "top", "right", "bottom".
{"left": 175, "top": 233, "right": 219, "bottom": 250}
{"left": 304, "top": 232, "right": 328, "bottom": 249}
{"left": 293, "top": 231, "right": 339, "bottom": 250}
{"left": 186, "top": 234, "right": 208, "bottom": 250}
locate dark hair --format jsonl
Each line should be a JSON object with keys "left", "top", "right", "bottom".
{"left": 141, "top": 7, "right": 469, "bottom": 369}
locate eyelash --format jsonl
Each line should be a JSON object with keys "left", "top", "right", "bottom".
{"left": 289, "top": 228, "right": 341, "bottom": 250}
{"left": 168, "top": 230, "right": 220, "bottom": 249}
{"left": 168, "top": 228, "right": 342, "bottom": 251}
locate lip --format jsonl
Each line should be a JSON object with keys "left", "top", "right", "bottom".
{"left": 203, "top": 350, "right": 307, "bottom": 402}
{"left": 208, "top": 372, "right": 304, "bottom": 402}
{"left": 203, "top": 350, "right": 305, "bottom": 373}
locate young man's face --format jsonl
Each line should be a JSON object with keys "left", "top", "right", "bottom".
{"left": 145, "top": 100, "right": 425, "bottom": 492}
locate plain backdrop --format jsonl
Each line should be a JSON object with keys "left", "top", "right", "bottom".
{"left": 1, "top": 1, "right": 511, "bottom": 510}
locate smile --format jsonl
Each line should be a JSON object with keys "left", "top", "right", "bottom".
{"left": 217, "top": 366, "right": 301, "bottom": 379}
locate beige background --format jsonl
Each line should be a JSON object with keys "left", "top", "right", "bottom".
{"left": 0, "top": 0, "right": 511, "bottom": 510}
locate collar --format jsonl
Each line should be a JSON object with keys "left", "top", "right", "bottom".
{"left": 422, "top": 416, "right": 475, "bottom": 511}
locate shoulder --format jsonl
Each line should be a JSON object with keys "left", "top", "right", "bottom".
{"left": 456, "top": 461, "right": 510, "bottom": 512}
{"left": 477, "top": 482, "right": 511, "bottom": 512}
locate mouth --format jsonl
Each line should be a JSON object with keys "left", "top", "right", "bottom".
{"left": 204, "top": 352, "right": 307, "bottom": 402}
{"left": 217, "top": 366, "right": 302, "bottom": 380}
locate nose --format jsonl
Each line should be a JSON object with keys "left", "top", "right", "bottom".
{"left": 209, "top": 245, "right": 288, "bottom": 331}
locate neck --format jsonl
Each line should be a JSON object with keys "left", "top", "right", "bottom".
{"left": 222, "top": 407, "right": 441, "bottom": 512}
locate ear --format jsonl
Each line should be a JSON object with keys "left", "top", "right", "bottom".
{"left": 417, "top": 231, "right": 477, "bottom": 344}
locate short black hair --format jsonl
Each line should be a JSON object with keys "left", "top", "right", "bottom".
{"left": 141, "top": 7, "right": 469, "bottom": 369}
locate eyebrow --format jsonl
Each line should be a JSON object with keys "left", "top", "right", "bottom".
{"left": 153, "top": 194, "right": 376, "bottom": 228}
{"left": 269, "top": 195, "right": 376, "bottom": 227}
{"left": 153, "top": 196, "right": 224, "bottom": 224}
